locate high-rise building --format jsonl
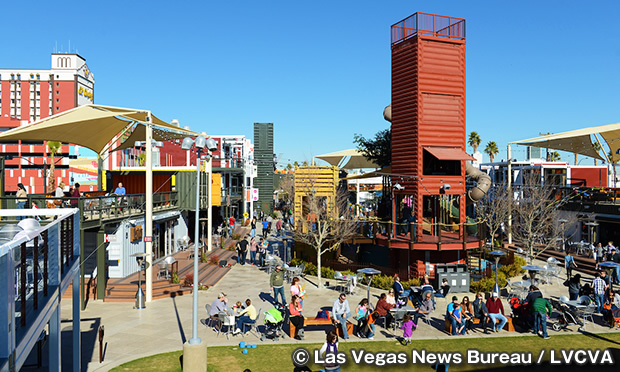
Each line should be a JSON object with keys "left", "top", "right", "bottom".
{"left": 0, "top": 53, "right": 95, "bottom": 193}
{"left": 253, "top": 122, "right": 274, "bottom": 214}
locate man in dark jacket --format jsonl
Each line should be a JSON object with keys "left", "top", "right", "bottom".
{"left": 473, "top": 292, "right": 489, "bottom": 334}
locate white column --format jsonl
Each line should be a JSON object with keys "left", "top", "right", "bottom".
{"left": 145, "top": 116, "right": 154, "bottom": 302}
{"left": 49, "top": 306, "right": 61, "bottom": 372}
{"left": 207, "top": 156, "right": 213, "bottom": 252}
{"left": 507, "top": 144, "right": 512, "bottom": 245}
{"left": 72, "top": 269, "right": 81, "bottom": 372}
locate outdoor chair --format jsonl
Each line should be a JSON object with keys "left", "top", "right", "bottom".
{"left": 391, "top": 308, "right": 407, "bottom": 334}
{"left": 334, "top": 272, "right": 345, "bottom": 293}
{"left": 202, "top": 304, "right": 216, "bottom": 329}
{"left": 157, "top": 262, "right": 168, "bottom": 280}
{"left": 245, "top": 308, "right": 262, "bottom": 339}
{"left": 217, "top": 311, "right": 236, "bottom": 339}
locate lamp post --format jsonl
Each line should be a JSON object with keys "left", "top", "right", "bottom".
{"left": 182, "top": 135, "right": 217, "bottom": 349}
{"left": 489, "top": 250, "right": 506, "bottom": 294}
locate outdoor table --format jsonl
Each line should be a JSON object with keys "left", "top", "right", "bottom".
{"left": 521, "top": 265, "right": 545, "bottom": 283}
{"left": 357, "top": 268, "right": 382, "bottom": 301}
{"left": 390, "top": 304, "right": 417, "bottom": 313}
{"left": 599, "top": 262, "right": 620, "bottom": 291}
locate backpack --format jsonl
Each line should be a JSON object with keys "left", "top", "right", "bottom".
{"left": 316, "top": 310, "right": 329, "bottom": 319}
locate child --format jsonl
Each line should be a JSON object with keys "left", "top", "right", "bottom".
{"left": 354, "top": 299, "right": 369, "bottom": 337}
{"left": 401, "top": 313, "right": 416, "bottom": 345}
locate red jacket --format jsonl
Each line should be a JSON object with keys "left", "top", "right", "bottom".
{"left": 486, "top": 298, "right": 504, "bottom": 315}
{"left": 375, "top": 298, "right": 394, "bottom": 316}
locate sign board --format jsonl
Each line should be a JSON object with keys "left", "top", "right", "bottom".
{"left": 144, "top": 236, "right": 153, "bottom": 242}
{"left": 251, "top": 188, "right": 259, "bottom": 201}
{"left": 104, "top": 234, "right": 116, "bottom": 243}
{"left": 211, "top": 173, "right": 222, "bottom": 206}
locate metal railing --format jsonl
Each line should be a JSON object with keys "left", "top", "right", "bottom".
{"left": 391, "top": 12, "right": 466, "bottom": 45}
{"left": 1, "top": 191, "right": 179, "bottom": 223}
{"left": 0, "top": 208, "right": 80, "bottom": 371}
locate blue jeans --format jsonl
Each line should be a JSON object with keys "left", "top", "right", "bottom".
{"left": 449, "top": 317, "right": 465, "bottom": 335}
{"left": 595, "top": 293, "right": 605, "bottom": 314}
{"left": 236, "top": 316, "right": 255, "bottom": 333}
{"left": 273, "top": 286, "right": 286, "bottom": 305}
{"left": 615, "top": 266, "right": 620, "bottom": 284}
{"left": 16, "top": 201, "right": 25, "bottom": 220}
{"left": 569, "top": 292, "right": 578, "bottom": 301}
{"left": 250, "top": 251, "right": 256, "bottom": 264}
{"left": 335, "top": 313, "right": 349, "bottom": 339}
{"left": 534, "top": 312, "right": 548, "bottom": 337}
{"left": 488, "top": 313, "right": 507, "bottom": 331}
{"left": 367, "top": 323, "right": 376, "bottom": 338}
{"left": 251, "top": 228, "right": 256, "bottom": 237}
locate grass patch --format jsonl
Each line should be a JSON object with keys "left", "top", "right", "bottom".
{"left": 112, "top": 333, "right": 620, "bottom": 371}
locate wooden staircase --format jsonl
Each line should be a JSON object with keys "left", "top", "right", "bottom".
{"left": 103, "top": 248, "right": 237, "bottom": 302}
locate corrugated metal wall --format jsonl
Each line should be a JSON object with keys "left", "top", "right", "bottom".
{"left": 176, "top": 171, "right": 208, "bottom": 210}
{"left": 391, "top": 15, "right": 467, "bottom": 225}
{"left": 254, "top": 122, "right": 274, "bottom": 213}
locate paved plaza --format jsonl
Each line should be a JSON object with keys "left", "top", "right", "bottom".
{"left": 47, "top": 254, "right": 618, "bottom": 372}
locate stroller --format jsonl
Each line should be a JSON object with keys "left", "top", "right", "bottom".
{"left": 261, "top": 305, "right": 287, "bottom": 341}
{"left": 550, "top": 298, "right": 584, "bottom": 332}
{"left": 508, "top": 296, "right": 533, "bottom": 331}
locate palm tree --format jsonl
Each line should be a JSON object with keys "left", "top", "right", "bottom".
{"left": 302, "top": 161, "right": 309, "bottom": 167}
{"left": 47, "top": 141, "right": 62, "bottom": 192}
{"left": 468, "top": 131, "right": 481, "bottom": 154}
{"left": 549, "top": 151, "right": 561, "bottom": 162}
{"left": 286, "top": 163, "right": 293, "bottom": 172}
{"left": 293, "top": 161, "right": 300, "bottom": 169}
{"left": 484, "top": 141, "right": 499, "bottom": 163}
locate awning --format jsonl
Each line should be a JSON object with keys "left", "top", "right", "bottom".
{"left": 513, "top": 123, "right": 620, "bottom": 163}
{"left": 0, "top": 104, "right": 199, "bottom": 155}
{"left": 345, "top": 166, "right": 392, "bottom": 180}
{"left": 315, "top": 149, "right": 379, "bottom": 169}
{"left": 109, "top": 124, "right": 188, "bottom": 152}
{"left": 423, "top": 147, "right": 475, "bottom": 161}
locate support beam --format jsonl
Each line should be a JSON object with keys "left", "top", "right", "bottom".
{"left": 145, "top": 115, "right": 154, "bottom": 302}
{"left": 72, "top": 270, "right": 81, "bottom": 372}
{"left": 96, "top": 229, "right": 106, "bottom": 299}
{"left": 507, "top": 144, "right": 512, "bottom": 244}
{"left": 48, "top": 306, "right": 61, "bottom": 372}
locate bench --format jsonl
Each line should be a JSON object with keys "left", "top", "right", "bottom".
{"left": 444, "top": 316, "right": 515, "bottom": 334}
{"left": 288, "top": 311, "right": 353, "bottom": 338}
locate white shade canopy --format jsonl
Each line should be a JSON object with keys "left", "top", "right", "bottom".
{"left": 512, "top": 122, "right": 620, "bottom": 162}
{"left": 0, "top": 104, "right": 199, "bottom": 155}
{"left": 315, "top": 148, "right": 379, "bottom": 169}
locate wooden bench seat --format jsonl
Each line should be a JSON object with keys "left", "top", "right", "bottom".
{"left": 445, "top": 316, "right": 515, "bottom": 333}
{"left": 288, "top": 311, "right": 353, "bottom": 337}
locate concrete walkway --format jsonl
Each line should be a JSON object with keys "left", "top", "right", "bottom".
{"left": 51, "top": 244, "right": 618, "bottom": 371}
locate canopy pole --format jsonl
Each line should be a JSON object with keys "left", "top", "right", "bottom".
{"left": 145, "top": 113, "right": 154, "bottom": 303}
{"left": 507, "top": 143, "right": 512, "bottom": 245}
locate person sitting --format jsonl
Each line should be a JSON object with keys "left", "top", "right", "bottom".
{"left": 446, "top": 296, "right": 465, "bottom": 335}
{"left": 375, "top": 293, "right": 395, "bottom": 329}
{"left": 208, "top": 292, "right": 228, "bottom": 331}
{"left": 289, "top": 295, "right": 305, "bottom": 340}
{"left": 473, "top": 292, "right": 489, "bottom": 334}
{"left": 333, "top": 293, "right": 351, "bottom": 340}
{"left": 234, "top": 299, "right": 258, "bottom": 335}
{"left": 602, "top": 289, "right": 620, "bottom": 328}
{"left": 413, "top": 291, "right": 434, "bottom": 325}
{"left": 354, "top": 298, "right": 370, "bottom": 337}
{"left": 435, "top": 278, "right": 450, "bottom": 298}
{"left": 420, "top": 275, "right": 435, "bottom": 306}
{"left": 386, "top": 289, "right": 397, "bottom": 306}
{"left": 486, "top": 292, "right": 507, "bottom": 332}
{"left": 461, "top": 296, "right": 474, "bottom": 335}
{"left": 392, "top": 275, "right": 411, "bottom": 302}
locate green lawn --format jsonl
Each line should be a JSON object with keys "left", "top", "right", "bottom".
{"left": 112, "top": 333, "right": 620, "bottom": 372}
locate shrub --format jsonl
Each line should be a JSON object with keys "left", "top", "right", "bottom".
{"left": 201, "top": 252, "right": 208, "bottom": 263}
{"left": 171, "top": 271, "right": 179, "bottom": 284}
{"left": 470, "top": 271, "right": 507, "bottom": 293}
{"left": 499, "top": 255, "right": 526, "bottom": 278}
{"left": 208, "top": 254, "right": 220, "bottom": 265}
{"left": 232, "top": 233, "right": 242, "bottom": 240}
{"left": 183, "top": 274, "right": 193, "bottom": 287}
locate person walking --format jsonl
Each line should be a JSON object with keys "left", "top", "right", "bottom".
{"left": 595, "top": 243, "right": 604, "bottom": 270}
{"left": 565, "top": 274, "right": 581, "bottom": 301}
{"left": 16, "top": 183, "right": 27, "bottom": 220}
{"left": 320, "top": 330, "right": 341, "bottom": 372}
{"left": 70, "top": 183, "right": 81, "bottom": 207}
{"left": 400, "top": 313, "right": 416, "bottom": 344}
{"left": 250, "top": 218, "right": 257, "bottom": 238}
{"left": 262, "top": 219, "right": 270, "bottom": 237}
{"left": 276, "top": 218, "right": 282, "bottom": 237}
{"left": 270, "top": 265, "right": 286, "bottom": 305}
{"left": 236, "top": 236, "right": 248, "bottom": 265}
{"left": 565, "top": 253, "right": 577, "bottom": 280}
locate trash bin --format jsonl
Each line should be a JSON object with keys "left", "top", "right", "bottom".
{"left": 435, "top": 264, "right": 470, "bottom": 293}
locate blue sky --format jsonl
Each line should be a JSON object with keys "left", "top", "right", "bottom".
{"left": 4, "top": 1, "right": 620, "bottom": 166}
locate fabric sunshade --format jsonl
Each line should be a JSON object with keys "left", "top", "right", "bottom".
{"left": 0, "top": 104, "right": 199, "bottom": 154}
{"left": 109, "top": 124, "right": 189, "bottom": 152}
{"left": 513, "top": 123, "right": 620, "bottom": 162}
{"left": 345, "top": 166, "right": 392, "bottom": 180}
{"left": 423, "top": 147, "right": 476, "bottom": 161}
{"left": 315, "top": 148, "right": 379, "bottom": 169}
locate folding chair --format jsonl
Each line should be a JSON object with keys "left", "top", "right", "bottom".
{"left": 245, "top": 308, "right": 262, "bottom": 338}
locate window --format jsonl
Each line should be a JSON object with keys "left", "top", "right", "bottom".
{"left": 422, "top": 149, "right": 461, "bottom": 176}
{"left": 56, "top": 82, "right": 59, "bottom": 87}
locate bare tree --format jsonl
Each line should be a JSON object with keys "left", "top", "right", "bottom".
{"left": 511, "top": 175, "right": 575, "bottom": 264}
{"left": 476, "top": 183, "right": 511, "bottom": 248}
{"left": 294, "top": 172, "right": 357, "bottom": 288}
{"left": 277, "top": 175, "right": 294, "bottom": 210}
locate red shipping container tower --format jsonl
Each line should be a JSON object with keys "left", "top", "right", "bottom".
{"left": 390, "top": 13, "right": 472, "bottom": 241}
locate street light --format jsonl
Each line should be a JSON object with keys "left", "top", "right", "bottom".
{"left": 182, "top": 135, "right": 217, "bottom": 348}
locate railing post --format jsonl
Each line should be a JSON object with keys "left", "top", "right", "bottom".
{"left": 21, "top": 242, "right": 26, "bottom": 326}
{"left": 437, "top": 224, "right": 442, "bottom": 251}
{"left": 462, "top": 222, "right": 467, "bottom": 250}
{"left": 33, "top": 236, "right": 38, "bottom": 310}
{"left": 43, "top": 230, "right": 48, "bottom": 297}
